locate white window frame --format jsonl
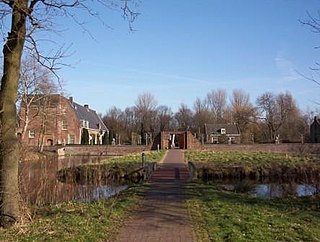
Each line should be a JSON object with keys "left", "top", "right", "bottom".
{"left": 80, "top": 120, "right": 86, "bottom": 128}
{"left": 62, "top": 120, "right": 68, "bottom": 130}
{"left": 28, "top": 130, "right": 35, "bottom": 138}
{"left": 68, "top": 134, "right": 75, "bottom": 144}
{"left": 80, "top": 120, "right": 89, "bottom": 129}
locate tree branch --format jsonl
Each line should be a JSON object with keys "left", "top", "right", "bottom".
{"left": 297, "top": 70, "right": 320, "bottom": 86}
{"left": 122, "top": 0, "right": 140, "bottom": 31}
{"left": 300, "top": 11, "right": 320, "bottom": 33}
{"left": 38, "top": 0, "right": 82, "bottom": 9}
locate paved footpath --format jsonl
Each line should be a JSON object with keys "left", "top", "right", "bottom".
{"left": 116, "top": 149, "right": 195, "bottom": 242}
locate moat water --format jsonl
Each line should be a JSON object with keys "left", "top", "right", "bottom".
{"left": 19, "top": 155, "right": 320, "bottom": 205}
{"left": 216, "top": 180, "right": 320, "bottom": 198}
{"left": 19, "top": 155, "right": 127, "bottom": 205}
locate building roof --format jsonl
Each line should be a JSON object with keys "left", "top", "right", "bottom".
{"left": 204, "top": 123, "right": 240, "bottom": 135}
{"left": 68, "top": 98, "right": 108, "bottom": 132}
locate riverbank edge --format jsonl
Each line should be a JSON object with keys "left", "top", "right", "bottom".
{"left": 0, "top": 183, "right": 150, "bottom": 241}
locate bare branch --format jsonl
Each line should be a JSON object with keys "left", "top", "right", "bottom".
{"left": 0, "top": 0, "right": 11, "bottom": 6}
{"left": 122, "top": 0, "right": 140, "bottom": 31}
{"left": 38, "top": 0, "right": 82, "bottom": 9}
{"left": 297, "top": 70, "right": 320, "bottom": 86}
{"left": 300, "top": 11, "right": 320, "bottom": 33}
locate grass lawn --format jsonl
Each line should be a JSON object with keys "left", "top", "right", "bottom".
{"left": 99, "top": 150, "right": 167, "bottom": 166}
{"left": 2, "top": 150, "right": 319, "bottom": 241}
{"left": 185, "top": 150, "right": 320, "bottom": 241}
{"left": 0, "top": 184, "right": 147, "bottom": 242}
{"left": 185, "top": 150, "right": 320, "bottom": 167}
{"left": 186, "top": 182, "right": 320, "bottom": 242}
{"left": 185, "top": 150, "right": 320, "bottom": 181}
{"left": 0, "top": 151, "right": 167, "bottom": 241}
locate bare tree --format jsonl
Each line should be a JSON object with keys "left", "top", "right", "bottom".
{"left": 205, "top": 88, "right": 227, "bottom": 123}
{"left": 300, "top": 11, "right": 320, "bottom": 105}
{"left": 277, "top": 92, "right": 305, "bottom": 142}
{"left": 230, "top": 90, "right": 255, "bottom": 126}
{"left": 102, "top": 106, "right": 125, "bottom": 144}
{"left": 0, "top": 0, "right": 138, "bottom": 227}
{"left": 174, "top": 103, "right": 194, "bottom": 131}
{"left": 123, "top": 106, "right": 138, "bottom": 143}
{"left": 230, "top": 89, "right": 256, "bottom": 142}
{"left": 193, "top": 97, "right": 211, "bottom": 137}
{"left": 18, "top": 56, "right": 58, "bottom": 142}
{"left": 134, "top": 92, "right": 158, "bottom": 145}
{"left": 156, "top": 105, "right": 173, "bottom": 132}
{"left": 256, "top": 92, "right": 279, "bottom": 141}
{"left": 135, "top": 92, "right": 158, "bottom": 112}
{"left": 256, "top": 91, "right": 304, "bottom": 142}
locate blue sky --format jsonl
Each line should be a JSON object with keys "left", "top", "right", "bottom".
{"left": 56, "top": 0, "right": 320, "bottom": 114}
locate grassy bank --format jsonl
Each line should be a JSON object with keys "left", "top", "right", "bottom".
{"left": 186, "top": 182, "right": 320, "bottom": 242}
{"left": 186, "top": 150, "right": 320, "bottom": 181}
{"left": 0, "top": 185, "right": 147, "bottom": 241}
{"left": 98, "top": 150, "right": 166, "bottom": 165}
{"left": 0, "top": 152, "right": 167, "bottom": 241}
{"left": 58, "top": 150, "right": 166, "bottom": 185}
{"left": 185, "top": 150, "right": 320, "bottom": 167}
{"left": 185, "top": 150, "right": 320, "bottom": 241}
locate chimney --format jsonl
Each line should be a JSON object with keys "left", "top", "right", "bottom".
{"left": 84, "top": 104, "right": 89, "bottom": 109}
{"left": 69, "top": 97, "right": 73, "bottom": 103}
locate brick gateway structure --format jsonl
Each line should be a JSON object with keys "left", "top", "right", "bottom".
{"left": 151, "top": 131, "right": 202, "bottom": 150}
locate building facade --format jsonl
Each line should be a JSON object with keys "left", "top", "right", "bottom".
{"left": 204, "top": 123, "right": 241, "bottom": 144}
{"left": 151, "top": 131, "right": 202, "bottom": 150}
{"left": 18, "top": 95, "right": 108, "bottom": 146}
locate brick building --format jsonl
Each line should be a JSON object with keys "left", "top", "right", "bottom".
{"left": 18, "top": 95, "right": 108, "bottom": 146}
{"left": 151, "top": 131, "right": 202, "bottom": 150}
{"left": 204, "top": 123, "right": 241, "bottom": 144}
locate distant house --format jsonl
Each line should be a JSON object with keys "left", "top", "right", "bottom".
{"left": 310, "top": 116, "right": 320, "bottom": 143}
{"left": 18, "top": 95, "right": 108, "bottom": 146}
{"left": 204, "top": 123, "right": 241, "bottom": 144}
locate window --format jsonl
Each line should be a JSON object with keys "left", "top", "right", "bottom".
{"left": 62, "top": 120, "right": 68, "bottom": 130}
{"left": 220, "top": 128, "right": 226, "bottom": 135}
{"left": 61, "top": 108, "right": 67, "bottom": 115}
{"left": 80, "top": 120, "right": 85, "bottom": 128}
{"left": 80, "top": 120, "right": 89, "bottom": 128}
{"left": 68, "top": 134, "right": 75, "bottom": 144}
{"left": 28, "top": 130, "right": 35, "bottom": 138}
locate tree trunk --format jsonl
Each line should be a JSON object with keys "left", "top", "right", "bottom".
{"left": 38, "top": 111, "right": 47, "bottom": 152}
{"left": 20, "top": 102, "right": 31, "bottom": 141}
{"left": 0, "top": 0, "right": 27, "bottom": 227}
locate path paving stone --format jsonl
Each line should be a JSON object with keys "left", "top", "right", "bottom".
{"left": 116, "top": 149, "right": 195, "bottom": 242}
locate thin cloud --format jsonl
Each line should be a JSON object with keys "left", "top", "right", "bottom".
{"left": 274, "top": 53, "right": 300, "bottom": 82}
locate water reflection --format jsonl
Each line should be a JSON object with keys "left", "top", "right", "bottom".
{"left": 217, "top": 180, "right": 320, "bottom": 198}
{"left": 81, "top": 185, "right": 128, "bottom": 202}
{"left": 251, "top": 183, "right": 320, "bottom": 198}
{"left": 19, "top": 155, "right": 126, "bottom": 205}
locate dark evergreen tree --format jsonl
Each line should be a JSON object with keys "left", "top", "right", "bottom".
{"left": 102, "top": 131, "right": 109, "bottom": 145}
{"left": 81, "top": 128, "right": 89, "bottom": 145}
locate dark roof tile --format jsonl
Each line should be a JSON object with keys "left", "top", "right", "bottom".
{"left": 204, "top": 123, "right": 240, "bottom": 135}
{"left": 69, "top": 101, "right": 108, "bottom": 131}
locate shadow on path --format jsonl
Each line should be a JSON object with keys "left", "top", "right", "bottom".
{"left": 116, "top": 150, "right": 195, "bottom": 242}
